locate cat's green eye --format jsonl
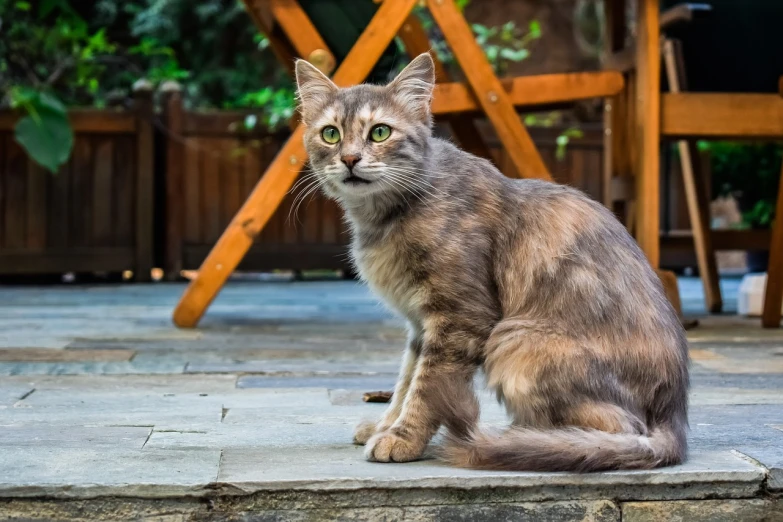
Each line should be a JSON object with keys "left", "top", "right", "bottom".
{"left": 321, "top": 126, "right": 341, "bottom": 144}
{"left": 369, "top": 124, "right": 391, "bottom": 143}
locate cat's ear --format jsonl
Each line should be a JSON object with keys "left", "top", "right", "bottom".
{"left": 295, "top": 59, "right": 338, "bottom": 123}
{"left": 389, "top": 53, "right": 435, "bottom": 120}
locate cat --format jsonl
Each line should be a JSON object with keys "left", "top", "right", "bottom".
{"left": 294, "top": 53, "right": 689, "bottom": 472}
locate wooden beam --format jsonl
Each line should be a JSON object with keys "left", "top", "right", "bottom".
{"left": 428, "top": 0, "right": 550, "bottom": 180}
{"left": 242, "top": 0, "right": 298, "bottom": 76}
{"left": 603, "top": 0, "right": 628, "bottom": 211}
{"left": 430, "top": 72, "right": 624, "bottom": 115}
{"left": 397, "top": 14, "right": 493, "bottom": 160}
{"left": 267, "top": 0, "right": 336, "bottom": 74}
{"left": 172, "top": 0, "right": 419, "bottom": 328}
{"left": 661, "top": 229, "right": 772, "bottom": 252}
{"left": 762, "top": 79, "right": 783, "bottom": 328}
{"left": 634, "top": 0, "right": 662, "bottom": 268}
{"left": 662, "top": 38, "right": 722, "bottom": 313}
{"left": 0, "top": 111, "right": 136, "bottom": 133}
{"left": 762, "top": 161, "right": 783, "bottom": 327}
{"left": 662, "top": 93, "right": 783, "bottom": 139}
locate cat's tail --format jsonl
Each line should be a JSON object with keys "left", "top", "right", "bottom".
{"left": 440, "top": 421, "right": 686, "bottom": 472}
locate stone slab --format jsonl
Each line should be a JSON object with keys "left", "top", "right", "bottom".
{"left": 238, "top": 375, "right": 398, "bottom": 391}
{"left": 0, "top": 447, "right": 221, "bottom": 498}
{"left": 0, "top": 426, "right": 151, "bottom": 449}
{"left": 690, "top": 387, "right": 783, "bottom": 406}
{"left": 0, "top": 384, "right": 34, "bottom": 407}
{"left": 205, "top": 500, "right": 621, "bottom": 522}
{"left": 622, "top": 499, "right": 783, "bottom": 522}
{"left": 736, "top": 446, "right": 783, "bottom": 491}
{"left": 0, "top": 349, "right": 135, "bottom": 362}
{"left": 215, "top": 448, "right": 763, "bottom": 502}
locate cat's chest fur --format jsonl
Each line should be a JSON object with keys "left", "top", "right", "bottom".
{"left": 351, "top": 226, "right": 427, "bottom": 323}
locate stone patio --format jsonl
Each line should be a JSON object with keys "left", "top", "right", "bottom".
{"left": 0, "top": 277, "right": 781, "bottom": 521}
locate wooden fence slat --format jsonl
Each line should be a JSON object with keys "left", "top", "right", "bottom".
{"left": 92, "top": 139, "right": 114, "bottom": 245}
{"left": 25, "top": 161, "right": 48, "bottom": 251}
{"left": 113, "top": 136, "right": 136, "bottom": 247}
{"left": 70, "top": 137, "right": 93, "bottom": 248}
{"left": 5, "top": 140, "right": 27, "bottom": 249}
{"left": 201, "top": 142, "right": 222, "bottom": 243}
{"left": 0, "top": 135, "right": 6, "bottom": 248}
{"left": 48, "top": 151, "right": 70, "bottom": 250}
{"left": 221, "top": 140, "right": 243, "bottom": 231}
{"left": 184, "top": 138, "right": 202, "bottom": 243}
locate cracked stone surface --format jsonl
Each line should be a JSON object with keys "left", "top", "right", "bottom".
{"left": 0, "top": 277, "right": 782, "bottom": 520}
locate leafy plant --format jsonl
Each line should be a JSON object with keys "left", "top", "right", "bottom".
{"left": 697, "top": 141, "right": 782, "bottom": 228}
{"left": 1, "top": 0, "right": 183, "bottom": 171}
{"left": 8, "top": 87, "right": 74, "bottom": 173}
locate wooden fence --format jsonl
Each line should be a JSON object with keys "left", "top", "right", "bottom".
{"left": 0, "top": 85, "right": 155, "bottom": 279}
{"left": 162, "top": 87, "right": 608, "bottom": 275}
{"left": 0, "top": 91, "right": 766, "bottom": 277}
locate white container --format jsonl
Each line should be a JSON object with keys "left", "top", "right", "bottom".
{"left": 738, "top": 273, "right": 783, "bottom": 316}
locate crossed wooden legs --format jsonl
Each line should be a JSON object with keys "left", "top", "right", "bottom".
{"left": 173, "top": 0, "right": 419, "bottom": 327}
{"left": 172, "top": 0, "right": 622, "bottom": 327}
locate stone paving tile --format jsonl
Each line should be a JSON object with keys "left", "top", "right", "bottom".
{"left": 0, "top": 373, "right": 239, "bottom": 393}
{"left": 0, "top": 447, "right": 221, "bottom": 498}
{"left": 0, "top": 358, "right": 186, "bottom": 376}
{"left": 0, "top": 384, "right": 34, "bottom": 407}
{"left": 215, "top": 447, "right": 763, "bottom": 501}
{"left": 0, "top": 349, "right": 135, "bottom": 362}
{"left": 690, "top": 387, "right": 783, "bottom": 405}
{"left": 237, "top": 375, "right": 398, "bottom": 390}
{"left": 185, "top": 360, "right": 400, "bottom": 376}
{"left": 0, "top": 426, "right": 151, "bottom": 449}
{"left": 736, "top": 446, "right": 783, "bottom": 491}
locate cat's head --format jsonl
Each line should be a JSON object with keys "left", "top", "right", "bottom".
{"left": 295, "top": 53, "right": 435, "bottom": 203}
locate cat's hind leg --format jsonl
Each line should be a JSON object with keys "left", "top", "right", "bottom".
{"left": 484, "top": 319, "right": 645, "bottom": 434}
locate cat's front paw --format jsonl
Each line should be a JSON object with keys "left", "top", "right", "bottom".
{"left": 364, "top": 431, "right": 425, "bottom": 463}
{"left": 353, "top": 419, "right": 380, "bottom": 445}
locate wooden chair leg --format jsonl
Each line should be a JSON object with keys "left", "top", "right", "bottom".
{"left": 427, "top": 0, "right": 551, "bottom": 180}
{"left": 634, "top": 0, "right": 662, "bottom": 268}
{"left": 762, "top": 164, "right": 783, "bottom": 328}
{"left": 662, "top": 39, "right": 722, "bottom": 313}
{"left": 173, "top": 0, "right": 419, "bottom": 327}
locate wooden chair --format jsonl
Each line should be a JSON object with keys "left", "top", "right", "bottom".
{"left": 171, "top": 0, "right": 625, "bottom": 327}
{"left": 604, "top": 0, "right": 783, "bottom": 328}
{"left": 604, "top": 3, "right": 722, "bottom": 314}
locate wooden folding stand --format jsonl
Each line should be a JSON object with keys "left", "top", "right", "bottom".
{"left": 172, "top": 0, "right": 625, "bottom": 328}
{"left": 604, "top": 0, "right": 783, "bottom": 328}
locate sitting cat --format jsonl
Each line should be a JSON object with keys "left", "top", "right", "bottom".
{"left": 294, "top": 53, "right": 688, "bottom": 472}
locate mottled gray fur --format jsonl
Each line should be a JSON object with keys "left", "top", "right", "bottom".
{"left": 295, "top": 53, "right": 689, "bottom": 472}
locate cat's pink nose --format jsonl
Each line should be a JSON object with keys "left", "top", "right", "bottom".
{"left": 341, "top": 155, "right": 361, "bottom": 169}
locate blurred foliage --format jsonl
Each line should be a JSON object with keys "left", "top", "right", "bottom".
{"left": 2, "top": 0, "right": 577, "bottom": 167}
{"left": 697, "top": 141, "right": 782, "bottom": 228}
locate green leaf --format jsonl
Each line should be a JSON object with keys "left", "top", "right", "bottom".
{"left": 15, "top": 1, "right": 31, "bottom": 11}
{"left": 14, "top": 106, "right": 74, "bottom": 173}
{"left": 485, "top": 45, "right": 499, "bottom": 63}
{"left": 529, "top": 20, "right": 542, "bottom": 39}
{"left": 499, "top": 48, "right": 530, "bottom": 62}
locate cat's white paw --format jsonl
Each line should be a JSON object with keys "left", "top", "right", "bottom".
{"left": 364, "top": 431, "right": 424, "bottom": 462}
